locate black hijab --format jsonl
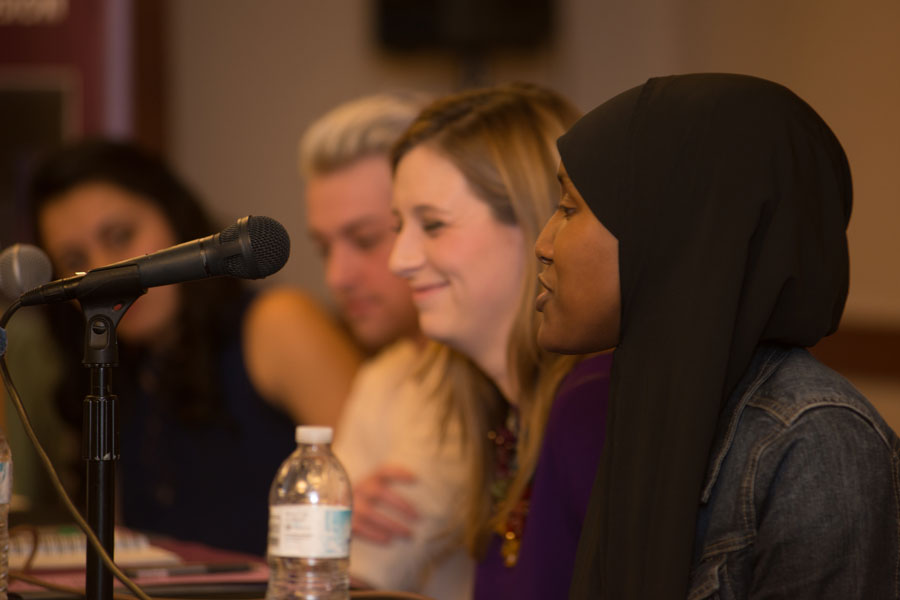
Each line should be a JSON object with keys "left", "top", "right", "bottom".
{"left": 559, "top": 74, "right": 852, "bottom": 598}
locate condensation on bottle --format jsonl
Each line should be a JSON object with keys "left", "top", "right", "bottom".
{"left": 266, "top": 426, "right": 352, "bottom": 600}
{"left": 0, "top": 426, "right": 11, "bottom": 600}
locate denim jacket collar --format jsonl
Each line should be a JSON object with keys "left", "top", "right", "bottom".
{"left": 699, "top": 344, "right": 790, "bottom": 504}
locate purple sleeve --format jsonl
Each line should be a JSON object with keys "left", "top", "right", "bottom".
{"left": 474, "top": 353, "right": 612, "bottom": 600}
{"left": 542, "top": 353, "right": 612, "bottom": 523}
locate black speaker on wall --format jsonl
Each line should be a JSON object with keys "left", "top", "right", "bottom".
{"left": 377, "top": 0, "right": 553, "bottom": 52}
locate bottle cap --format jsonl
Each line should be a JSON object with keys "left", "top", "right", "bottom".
{"left": 296, "top": 425, "right": 333, "bottom": 444}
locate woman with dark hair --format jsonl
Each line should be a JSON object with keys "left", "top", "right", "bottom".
{"left": 534, "top": 73, "right": 899, "bottom": 598}
{"left": 28, "top": 138, "right": 361, "bottom": 555}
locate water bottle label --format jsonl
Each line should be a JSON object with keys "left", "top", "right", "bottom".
{"left": 0, "top": 460, "right": 11, "bottom": 504}
{"left": 268, "top": 505, "right": 351, "bottom": 558}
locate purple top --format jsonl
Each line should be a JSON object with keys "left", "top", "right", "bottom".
{"left": 473, "top": 352, "right": 612, "bottom": 599}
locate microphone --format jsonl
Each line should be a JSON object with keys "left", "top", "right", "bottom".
{"left": 19, "top": 215, "right": 290, "bottom": 307}
{"left": 0, "top": 244, "right": 53, "bottom": 299}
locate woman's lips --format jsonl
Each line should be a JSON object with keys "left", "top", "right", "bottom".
{"left": 536, "top": 275, "right": 552, "bottom": 311}
{"left": 535, "top": 289, "right": 549, "bottom": 312}
{"left": 411, "top": 282, "right": 448, "bottom": 301}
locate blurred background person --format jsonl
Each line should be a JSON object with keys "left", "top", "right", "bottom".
{"left": 388, "top": 83, "right": 612, "bottom": 599}
{"left": 27, "top": 138, "right": 361, "bottom": 556}
{"left": 300, "top": 92, "right": 474, "bottom": 598}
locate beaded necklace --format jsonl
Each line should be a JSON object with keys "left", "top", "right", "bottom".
{"left": 488, "top": 407, "right": 532, "bottom": 567}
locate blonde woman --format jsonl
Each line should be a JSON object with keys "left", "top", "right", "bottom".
{"left": 388, "top": 84, "right": 612, "bottom": 598}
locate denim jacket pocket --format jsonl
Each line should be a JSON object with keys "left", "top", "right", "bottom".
{"left": 687, "top": 554, "right": 727, "bottom": 600}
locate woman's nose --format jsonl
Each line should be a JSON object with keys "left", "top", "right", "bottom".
{"left": 534, "top": 213, "right": 559, "bottom": 265}
{"left": 388, "top": 225, "right": 423, "bottom": 279}
{"left": 88, "top": 248, "right": 124, "bottom": 272}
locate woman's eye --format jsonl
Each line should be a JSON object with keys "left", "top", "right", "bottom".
{"left": 557, "top": 192, "right": 577, "bottom": 217}
{"left": 558, "top": 203, "right": 576, "bottom": 217}
{"left": 105, "top": 225, "right": 134, "bottom": 250}
{"left": 422, "top": 220, "right": 444, "bottom": 233}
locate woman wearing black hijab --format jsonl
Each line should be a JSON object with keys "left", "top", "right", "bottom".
{"left": 534, "top": 73, "right": 900, "bottom": 599}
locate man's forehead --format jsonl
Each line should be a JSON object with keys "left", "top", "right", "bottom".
{"left": 308, "top": 212, "right": 390, "bottom": 239}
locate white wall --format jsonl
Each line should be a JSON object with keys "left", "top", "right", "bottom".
{"left": 166, "top": 0, "right": 900, "bottom": 328}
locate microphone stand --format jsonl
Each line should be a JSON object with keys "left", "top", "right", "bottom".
{"left": 76, "top": 267, "right": 145, "bottom": 600}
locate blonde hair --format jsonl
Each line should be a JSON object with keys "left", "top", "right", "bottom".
{"left": 299, "top": 91, "right": 431, "bottom": 179}
{"left": 392, "top": 83, "right": 584, "bottom": 556}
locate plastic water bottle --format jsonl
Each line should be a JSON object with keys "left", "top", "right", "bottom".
{"left": 0, "top": 427, "right": 12, "bottom": 600}
{"left": 266, "top": 426, "right": 352, "bottom": 600}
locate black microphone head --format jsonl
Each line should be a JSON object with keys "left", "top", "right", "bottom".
{"left": 0, "top": 243, "right": 53, "bottom": 298}
{"left": 219, "top": 216, "right": 290, "bottom": 279}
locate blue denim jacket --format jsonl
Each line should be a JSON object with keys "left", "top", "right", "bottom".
{"left": 688, "top": 345, "right": 900, "bottom": 599}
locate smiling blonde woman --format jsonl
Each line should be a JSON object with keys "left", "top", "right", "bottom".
{"left": 386, "top": 83, "right": 613, "bottom": 599}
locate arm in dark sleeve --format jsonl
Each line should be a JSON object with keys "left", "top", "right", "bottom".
{"left": 750, "top": 407, "right": 900, "bottom": 599}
